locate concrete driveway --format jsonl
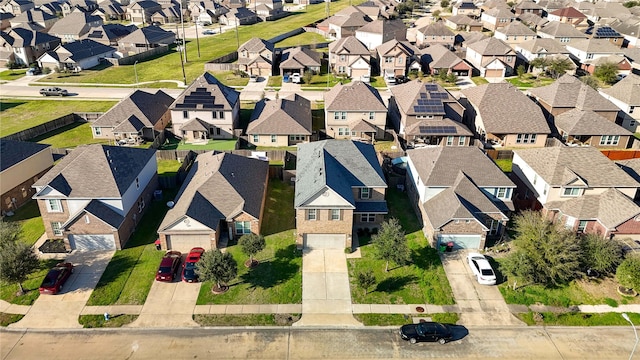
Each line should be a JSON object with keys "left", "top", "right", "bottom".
{"left": 9, "top": 251, "right": 114, "bottom": 329}
{"left": 126, "top": 280, "right": 201, "bottom": 328}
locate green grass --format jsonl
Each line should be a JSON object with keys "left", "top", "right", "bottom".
{"left": 506, "top": 76, "right": 555, "bottom": 88}
{"left": 471, "top": 77, "right": 489, "bottom": 85}
{"left": 157, "top": 159, "right": 182, "bottom": 177}
{"left": 517, "top": 311, "right": 640, "bottom": 326}
{"left": 31, "top": 122, "right": 111, "bottom": 149}
{"left": 494, "top": 158, "right": 512, "bottom": 173}
{"left": 86, "top": 190, "right": 177, "bottom": 305}
{"left": 304, "top": 73, "right": 351, "bottom": 88}
{"left": 634, "top": 133, "right": 640, "bottom": 140}
{"left": 499, "top": 281, "right": 601, "bottom": 307}
{"left": 210, "top": 70, "right": 249, "bottom": 87}
{"left": 348, "top": 188, "right": 455, "bottom": 305}
{"left": 275, "top": 32, "right": 328, "bottom": 47}
{"left": 2, "top": 200, "right": 44, "bottom": 247}
{"left": 0, "top": 313, "right": 24, "bottom": 327}
{"left": 0, "top": 69, "right": 27, "bottom": 81}
{"left": 193, "top": 314, "right": 300, "bottom": 326}
{"left": 267, "top": 76, "right": 282, "bottom": 87}
{"left": 79, "top": 314, "right": 138, "bottom": 328}
{"left": 158, "top": 138, "right": 238, "bottom": 150}
{"left": 0, "top": 259, "right": 62, "bottom": 305}
{"left": 0, "top": 100, "right": 117, "bottom": 137}
{"left": 374, "top": 141, "right": 399, "bottom": 153}
{"left": 369, "top": 76, "right": 387, "bottom": 88}
{"left": 354, "top": 313, "right": 459, "bottom": 326}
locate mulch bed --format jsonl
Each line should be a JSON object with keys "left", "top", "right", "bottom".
{"left": 38, "top": 239, "right": 67, "bottom": 253}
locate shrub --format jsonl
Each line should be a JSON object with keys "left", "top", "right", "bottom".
{"left": 616, "top": 256, "right": 640, "bottom": 290}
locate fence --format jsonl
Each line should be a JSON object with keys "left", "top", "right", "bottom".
{"left": 485, "top": 149, "right": 514, "bottom": 161}
{"left": 103, "top": 46, "right": 169, "bottom": 66}
{"left": 600, "top": 150, "right": 640, "bottom": 161}
{"left": 155, "top": 149, "right": 290, "bottom": 162}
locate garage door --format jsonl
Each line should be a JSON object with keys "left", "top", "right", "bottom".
{"left": 303, "top": 234, "right": 346, "bottom": 249}
{"left": 68, "top": 234, "right": 116, "bottom": 251}
{"left": 485, "top": 69, "right": 503, "bottom": 78}
{"left": 166, "top": 234, "right": 212, "bottom": 252}
{"left": 437, "top": 234, "right": 481, "bottom": 250}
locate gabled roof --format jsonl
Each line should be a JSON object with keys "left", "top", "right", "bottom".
{"left": 171, "top": 72, "right": 239, "bottom": 111}
{"left": 616, "top": 158, "right": 640, "bottom": 183}
{"left": 93, "top": 89, "right": 174, "bottom": 128}
{"left": 516, "top": 37, "right": 569, "bottom": 55}
{"left": 33, "top": 144, "right": 155, "bottom": 198}
{"left": 538, "top": 21, "right": 588, "bottom": 38}
{"left": 609, "top": 16, "right": 640, "bottom": 39}
{"left": 119, "top": 25, "right": 174, "bottom": 45}
{"left": 83, "top": 24, "right": 135, "bottom": 42}
{"left": 495, "top": 21, "right": 537, "bottom": 36}
{"left": 517, "top": 12, "right": 549, "bottom": 28}
{"left": 554, "top": 109, "right": 631, "bottom": 136}
{"left": 0, "top": 140, "right": 50, "bottom": 172}
{"left": 279, "top": 47, "right": 321, "bottom": 69}
{"left": 515, "top": 0, "right": 542, "bottom": 10}
{"left": 294, "top": 140, "right": 387, "bottom": 208}
{"left": 376, "top": 39, "right": 418, "bottom": 57}
{"left": 528, "top": 74, "right": 620, "bottom": 111}
{"left": 328, "top": 35, "right": 369, "bottom": 55}
{"left": 566, "top": 38, "right": 624, "bottom": 54}
{"left": 457, "top": 31, "right": 489, "bottom": 45}
{"left": 599, "top": 73, "right": 640, "bottom": 105}
{"left": 446, "top": 14, "right": 482, "bottom": 26}
{"left": 324, "top": 80, "right": 387, "bottom": 111}
{"left": 418, "top": 21, "right": 455, "bottom": 37}
{"left": 247, "top": 94, "right": 312, "bottom": 135}
{"left": 3, "top": 27, "right": 59, "bottom": 47}
{"left": 48, "top": 11, "right": 101, "bottom": 35}
{"left": 549, "top": 6, "right": 587, "bottom": 19}
{"left": 74, "top": 199, "right": 123, "bottom": 229}
{"left": 45, "top": 39, "right": 115, "bottom": 62}
{"left": 181, "top": 118, "right": 210, "bottom": 131}
{"left": 11, "top": 8, "right": 56, "bottom": 23}
{"left": 239, "top": 37, "right": 274, "bottom": 53}
{"left": 159, "top": 152, "right": 268, "bottom": 232}
{"left": 225, "top": 7, "right": 256, "bottom": 19}
{"left": 422, "top": 43, "right": 467, "bottom": 69}
{"left": 329, "top": 8, "right": 371, "bottom": 27}
{"left": 390, "top": 79, "right": 461, "bottom": 117}
{"left": 460, "top": 82, "right": 550, "bottom": 134}
{"left": 483, "top": 7, "right": 515, "bottom": 18}
{"left": 466, "top": 37, "right": 514, "bottom": 56}
{"left": 513, "top": 146, "right": 638, "bottom": 188}
{"left": 356, "top": 19, "right": 406, "bottom": 38}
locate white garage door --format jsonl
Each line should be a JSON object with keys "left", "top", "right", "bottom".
{"left": 166, "top": 234, "right": 212, "bottom": 252}
{"left": 437, "top": 234, "right": 482, "bottom": 250}
{"left": 69, "top": 234, "right": 116, "bottom": 251}
{"left": 303, "top": 234, "right": 346, "bottom": 249}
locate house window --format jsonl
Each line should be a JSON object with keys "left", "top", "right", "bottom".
{"left": 216, "top": 128, "right": 221, "bottom": 135}
{"left": 334, "top": 111, "right": 346, "bottom": 120}
{"left": 271, "top": 134, "right": 277, "bottom": 143}
{"left": 338, "top": 66, "right": 346, "bottom": 73}
{"left": 51, "top": 222, "right": 63, "bottom": 236}
{"left": 339, "top": 55, "right": 346, "bottom": 61}
{"left": 212, "top": 111, "right": 217, "bottom": 119}
{"left": 506, "top": 55, "right": 513, "bottom": 63}
{"left": 577, "top": 220, "right": 587, "bottom": 232}
{"left": 458, "top": 136, "right": 465, "bottom": 146}
{"left": 360, "top": 187, "right": 370, "bottom": 199}
{"left": 331, "top": 209, "right": 341, "bottom": 221}
{"left": 307, "top": 209, "right": 317, "bottom": 220}
{"left": 210, "top": 127, "right": 215, "bottom": 135}
{"left": 543, "top": 184, "right": 548, "bottom": 195}
{"left": 516, "top": 134, "right": 537, "bottom": 144}
{"left": 586, "top": 53, "right": 594, "bottom": 60}
{"left": 385, "top": 56, "right": 393, "bottom": 63}
{"left": 496, "top": 188, "right": 507, "bottom": 198}
{"left": 235, "top": 221, "right": 251, "bottom": 234}
{"left": 533, "top": 174, "right": 538, "bottom": 185}
{"left": 183, "top": 110, "right": 189, "bottom": 119}
{"left": 487, "top": 219, "right": 499, "bottom": 235}
{"left": 416, "top": 115, "right": 434, "bottom": 119}
{"left": 93, "top": 127, "right": 102, "bottom": 136}
{"left": 398, "top": 56, "right": 403, "bottom": 63}
{"left": 369, "top": 112, "right": 375, "bottom": 120}
{"left": 338, "top": 127, "right": 350, "bottom": 136}
{"left": 600, "top": 135, "right": 619, "bottom": 146}
{"left": 85, "top": 215, "right": 90, "bottom": 224}
{"left": 290, "top": 135, "right": 304, "bottom": 141}
{"left": 630, "top": 106, "right": 635, "bottom": 114}
{"left": 219, "top": 111, "right": 224, "bottom": 119}
{"left": 135, "top": 177, "right": 140, "bottom": 189}
{"left": 361, "top": 213, "right": 376, "bottom": 222}
{"left": 46, "top": 199, "right": 62, "bottom": 212}
{"left": 563, "top": 187, "right": 581, "bottom": 197}
{"left": 253, "top": 134, "right": 259, "bottom": 142}
{"left": 446, "top": 136, "right": 454, "bottom": 146}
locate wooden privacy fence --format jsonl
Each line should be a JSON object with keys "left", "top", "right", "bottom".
{"left": 155, "top": 149, "right": 290, "bottom": 162}
{"left": 2, "top": 113, "right": 103, "bottom": 142}
{"left": 600, "top": 150, "right": 640, "bottom": 161}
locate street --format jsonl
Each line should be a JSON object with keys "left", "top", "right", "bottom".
{"left": 1, "top": 326, "right": 637, "bottom": 359}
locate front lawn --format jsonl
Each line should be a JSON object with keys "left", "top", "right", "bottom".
{"left": 471, "top": 77, "right": 489, "bottom": 85}
{"left": 275, "top": 32, "right": 328, "bottom": 47}
{"left": 79, "top": 314, "right": 138, "bottom": 328}
{"left": 0, "top": 258, "right": 62, "bottom": 305}
{"left": 0, "top": 313, "right": 24, "bottom": 326}
{"left": 506, "top": 75, "right": 556, "bottom": 88}
{"left": 210, "top": 70, "right": 249, "bottom": 87}
{"left": 2, "top": 200, "right": 44, "bottom": 247}
{"left": 354, "top": 312, "right": 459, "bottom": 326}
{"left": 348, "top": 188, "right": 455, "bottom": 305}
{"left": 31, "top": 122, "right": 111, "bottom": 149}
{"left": 304, "top": 73, "right": 351, "bottom": 88}
{"left": 194, "top": 314, "right": 300, "bottom": 326}
{"left": 516, "top": 311, "right": 640, "bottom": 326}
{"left": 0, "top": 69, "right": 27, "bottom": 81}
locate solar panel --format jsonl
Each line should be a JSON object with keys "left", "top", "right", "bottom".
{"left": 420, "top": 93, "right": 428, "bottom": 98}
{"left": 425, "top": 84, "right": 439, "bottom": 91}
{"left": 418, "top": 126, "right": 457, "bottom": 134}
{"left": 431, "top": 92, "right": 449, "bottom": 99}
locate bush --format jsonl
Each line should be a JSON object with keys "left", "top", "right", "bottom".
{"left": 580, "top": 234, "right": 624, "bottom": 275}
{"left": 616, "top": 256, "right": 640, "bottom": 290}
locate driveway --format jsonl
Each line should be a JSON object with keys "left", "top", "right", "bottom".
{"left": 9, "top": 251, "right": 114, "bottom": 329}
{"left": 126, "top": 280, "right": 201, "bottom": 328}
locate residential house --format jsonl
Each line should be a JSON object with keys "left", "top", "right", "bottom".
{"left": 169, "top": 72, "right": 240, "bottom": 142}
{"left": 464, "top": 37, "right": 517, "bottom": 78}
{"left": 354, "top": 18, "right": 406, "bottom": 50}
{"left": 61, "top": 0, "right": 99, "bottom": 16}
{"left": 609, "top": 16, "right": 640, "bottom": 48}
{"left": 455, "top": 31, "right": 488, "bottom": 48}
{"left": 415, "top": 21, "right": 455, "bottom": 49}
{"left": 460, "top": 82, "right": 550, "bottom": 147}
{"left": 405, "top": 147, "right": 515, "bottom": 249}
{"left": 421, "top": 43, "right": 473, "bottom": 77}
{"left": 328, "top": 36, "right": 371, "bottom": 79}
{"left": 32, "top": 144, "right": 158, "bottom": 251}
{"left": 0, "top": 140, "right": 52, "bottom": 214}
{"left": 511, "top": 146, "right": 640, "bottom": 240}
{"left": 47, "top": 9, "right": 103, "bottom": 42}
{"left": 478, "top": 0, "right": 508, "bottom": 12}
{"left": 117, "top": 25, "right": 175, "bottom": 56}
{"left": 9, "top": 8, "right": 58, "bottom": 31}
{"left": 157, "top": 152, "right": 269, "bottom": 251}
{"left": 537, "top": 21, "right": 588, "bottom": 45}
{"left": 81, "top": 23, "right": 135, "bottom": 46}
{"left": 149, "top": 5, "right": 181, "bottom": 25}
{"left": 493, "top": 21, "right": 538, "bottom": 46}
{"left": 189, "top": 0, "right": 228, "bottom": 24}
{"left": 127, "top": 0, "right": 161, "bottom": 23}
{"left": 327, "top": 6, "right": 371, "bottom": 40}
{"left": 587, "top": 25, "right": 624, "bottom": 48}
{"left": 514, "top": 0, "right": 543, "bottom": 16}
{"left": 0, "top": 12, "right": 14, "bottom": 31}
{"left": 444, "top": 14, "right": 483, "bottom": 32}
{"left": 1, "top": 0, "right": 34, "bottom": 15}
{"left": 220, "top": 0, "right": 246, "bottom": 9}
{"left": 247, "top": 94, "right": 311, "bottom": 147}
{"left": 254, "top": 0, "right": 286, "bottom": 21}
{"left": 452, "top": 1, "right": 480, "bottom": 17}
{"left": 553, "top": 109, "right": 632, "bottom": 149}
{"left": 294, "top": 140, "right": 388, "bottom": 249}
{"left": 517, "top": 12, "right": 549, "bottom": 32}
{"left": 324, "top": 81, "right": 388, "bottom": 141}
{"left": 515, "top": 38, "right": 571, "bottom": 64}
{"left": 480, "top": 7, "right": 515, "bottom": 31}
{"left": 599, "top": 74, "right": 640, "bottom": 133}
{"left": 91, "top": 89, "right": 174, "bottom": 143}
{"left": 279, "top": 47, "right": 321, "bottom": 76}
{"left": 0, "top": 27, "right": 60, "bottom": 66}
{"left": 219, "top": 7, "right": 257, "bottom": 27}
{"left": 237, "top": 37, "right": 274, "bottom": 77}
{"left": 92, "top": 0, "right": 126, "bottom": 21}
{"left": 546, "top": 7, "right": 587, "bottom": 26}
{"left": 389, "top": 80, "right": 472, "bottom": 147}
{"left": 35, "top": 1, "right": 64, "bottom": 17}
{"left": 37, "top": 39, "right": 116, "bottom": 71}
{"left": 376, "top": 39, "right": 419, "bottom": 78}
{"left": 580, "top": 54, "right": 632, "bottom": 77}
{"left": 623, "top": 47, "right": 640, "bottom": 74}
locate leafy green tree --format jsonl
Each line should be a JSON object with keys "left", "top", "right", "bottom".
{"left": 446, "top": 73, "right": 458, "bottom": 84}
{"left": 372, "top": 218, "right": 411, "bottom": 272}
{"left": 580, "top": 75, "right": 599, "bottom": 90}
{"left": 303, "top": 70, "right": 313, "bottom": 85}
{"left": 580, "top": 234, "right": 624, "bottom": 275}
{"left": 356, "top": 270, "right": 376, "bottom": 295}
{"left": 593, "top": 62, "right": 619, "bottom": 84}
{"left": 440, "top": 0, "right": 450, "bottom": 7}
{"left": 0, "top": 235, "right": 40, "bottom": 295}
{"left": 624, "top": 1, "right": 640, "bottom": 8}
{"left": 502, "top": 211, "right": 582, "bottom": 287}
{"left": 547, "top": 58, "right": 573, "bottom": 79}
{"left": 238, "top": 233, "right": 265, "bottom": 265}
{"left": 437, "top": 71, "right": 448, "bottom": 82}
{"left": 196, "top": 249, "right": 238, "bottom": 292}
{"left": 0, "top": 221, "right": 21, "bottom": 243}
{"left": 616, "top": 256, "right": 640, "bottom": 291}
{"left": 516, "top": 64, "right": 526, "bottom": 78}
{"left": 529, "top": 57, "right": 549, "bottom": 73}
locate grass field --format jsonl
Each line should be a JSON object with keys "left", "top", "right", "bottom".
{"left": 1, "top": 200, "right": 44, "bottom": 247}
{"left": 275, "top": 32, "right": 329, "bottom": 47}
{"left": 0, "top": 69, "right": 27, "bottom": 81}
{"left": 31, "top": 122, "right": 111, "bottom": 149}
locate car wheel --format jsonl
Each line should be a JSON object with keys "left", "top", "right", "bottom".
{"left": 438, "top": 338, "right": 447, "bottom": 345}
{"left": 409, "top": 338, "right": 417, "bottom": 344}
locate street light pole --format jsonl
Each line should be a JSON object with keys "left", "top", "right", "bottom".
{"left": 133, "top": 60, "right": 139, "bottom": 88}
{"left": 622, "top": 313, "right": 638, "bottom": 360}
{"left": 180, "top": 0, "right": 187, "bottom": 62}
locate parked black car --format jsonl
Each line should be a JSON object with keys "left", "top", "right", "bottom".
{"left": 399, "top": 322, "right": 452, "bottom": 344}
{"left": 395, "top": 75, "right": 409, "bottom": 84}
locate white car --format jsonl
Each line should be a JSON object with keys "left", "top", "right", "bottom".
{"left": 467, "top": 253, "right": 496, "bottom": 285}
{"left": 291, "top": 73, "right": 301, "bottom": 84}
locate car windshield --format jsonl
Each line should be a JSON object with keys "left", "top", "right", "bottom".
{"left": 41, "top": 271, "right": 60, "bottom": 287}
{"left": 158, "top": 266, "right": 172, "bottom": 274}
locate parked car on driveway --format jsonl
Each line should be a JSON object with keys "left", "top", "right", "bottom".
{"left": 291, "top": 73, "right": 301, "bottom": 84}
{"left": 400, "top": 322, "right": 452, "bottom": 344}
{"left": 467, "top": 252, "right": 496, "bottom": 285}
{"left": 39, "top": 262, "right": 74, "bottom": 295}
{"left": 26, "top": 67, "right": 42, "bottom": 76}
{"left": 156, "top": 251, "right": 182, "bottom": 282}
{"left": 182, "top": 247, "right": 205, "bottom": 283}
{"left": 40, "top": 87, "right": 68, "bottom": 96}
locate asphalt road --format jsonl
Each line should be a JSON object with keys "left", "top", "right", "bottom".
{"left": 1, "top": 326, "right": 636, "bottom": 359}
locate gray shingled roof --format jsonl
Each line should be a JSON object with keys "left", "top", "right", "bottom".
{"left": 159, "top": 152, "right": 269, "bottom": 232}
{"left": 514, "top": 146, "right": 639, "bottom": 187}
{"left": 376, "top": 39, "right": 418, "bottom": 58}
{"left": 495, "top": 21, "right": 537, "bottom": 36}
{"left": 93, "top": 89, "right": 174, "bottom": 128}
{"left": 566, "top": 38, "right": 624, "bottom": 54}
{"left": 537, "top": 21, "right": 588, "bottom": 38}
{"left": 466, "top": 37, "right": 514, "bottom": 56}
{"left": 239, "top": 37, "right": 274, "bottom": 53}
{"left": 247, "top": 94, "right": 312, "bottom": 135}
{"left": 279, "top": 47, "right": 321, "bottom": 69}
{"left": 295, "top": 140, "right": 386, "bottom": 208}
{"left": 328, "top": 36, "right": 370, "bottom": 56}
{"left": 616, "top": 158, "right": 640, "bottom": 183}
{"left": 460, "top": 82, "right": 550, "bottom": 134}
{"left": 324, "top": 80, "right": 387, "bottom": 112}
{"left": 422, "top": 43, "right": 466, "bottom": 69}
{"left": 119, "top": 25, "right": 175, "bottom": 45}
{"left": 528, "top": 74, "right": 620, "bottom": 111}
{"left": 48, "top": 11, "right": 101, "bottom": 36}
{"left": 171, "top": 72, "right": 239, "bottom": 111}
{"left": 33, "top": 144, "right": 155, "bottom": 197}
{"left": 0, "top": 139, "right": 50, "bottom": 172}
{"left": 79, "top": 199, "right": 123, "bottom": 229}
{"left": 554, "top": 109, "right": 632, "bottom": 136}
{"left": 516, "top": 37, "right": 569, "bottom": 55}
{"left": 418, "top": 21, "right": 455, "bottom": 37}
{"left": 599, "top": 73, "right": 640, "bottom": 105}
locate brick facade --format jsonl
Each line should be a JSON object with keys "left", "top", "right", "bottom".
{"left": 295, "top": 208, "right": 355, "bottom": 248}
{"left": 2, "top": 167, "right": 51, "bottom": 214}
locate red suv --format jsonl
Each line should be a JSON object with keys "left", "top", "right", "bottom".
{"left": 155, "top": 251, "right": 182, "bottom": 282}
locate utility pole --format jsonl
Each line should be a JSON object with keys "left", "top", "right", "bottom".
{"left": 180, "top": 0, "right": 187, "bottom": 62}
{"left": 235, "top": 20, "right": 240, "bottom": 50}
{"left": 195, "top": 19, "right": 201, "bottom": 58}
{"left": 175, "top": 21, "right": 187, "bottom": 86}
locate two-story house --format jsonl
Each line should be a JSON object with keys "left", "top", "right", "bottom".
{"left": 514, "top": 0, "right": 543, "bottom": 16}
{"left": 237, "top": 37, "right": 274, "bottom": 77}
{"left": 415, "top": 21, "right": 456, "bottom": 49}
{"left": 493, "top": 21, "right": 538, "bottom": 46}
{"left": 376, "top": 39, "right": 419, "bottom": 78}
{"left": 169, "top": 72, "right": 240, "bottom": 142}
{"left": 328, "top": 36, "right": 371, "bottom": 79}
{"left": 246, "top": 94, "right": 312, "bottom": 147}
{"left": 127, "top": 0, "right": 161, "bottom": 23}
{"left": 354, "top": 18, "right": 406, "bottom": 50}
{"left": 117, "top": 25, "right": 176, "bottom": 56}
{"left": 32, "top": 144, "right": 158, "bottom": 251}
{"left": 294, "top": 140, "right": 388, "bottom": 249}
{"left": 254, "top": 0, "right": 286, "bottom": 21}
{"left": 537, "top": 21, "right": 589, "bottom": 45}
{"left": 9, "top": 8, "right": 58, "bottom": 31}
{"left": 444, "top": 14, "right": 483, "bottom": 32}
{"left": 464, "top": 37, "right": 517, "bottom": 78}
{"left": 0, "top": 27, "right": 61, "bottom": 66}
{"left": 599, "top": 74, "right": 640, "bottom": 133}
{"left": 327, "top": 6, "right": 371, "bottom": 40}
{"left": 47, "top": 9, "right": 103, "bottom": 42}
{"left": 422, "top": 43, "right": 473, "bottom": 78}
{"left": 547, "top": 7, "right": 587, "bottom": 26}
{"left": 452, "top": 1, "right": 480, "bottom": 18}
{"left": 515, "top": 37, "right": 571, "bottom": 65}
{"left": 279, "top": 47, "right": 321, "bottom": 76}
{"left": 566, "top": 38, "right": 626, "bottom": 74}
{"left": 480, "top": 7, "right": 515, "bottom": 31}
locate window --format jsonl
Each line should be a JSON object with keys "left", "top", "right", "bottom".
{"left": 334, "top": 111, "right": 346, "bottom": 120}
{"left": 338, "top": 66, "right": 346, "bottom": 73}
{"left": 212, "top": 111, "right": 217, "bottom": 119}
{"left": 533, "top": 174, "right": 538, "bottom": 185}
{"left": 543, "top": 184, "right": 548, "bottom": 195}
{"left": 93, "top": 127, "right": 101, "bottom": 136}
{"left": 339, "top": 54, "right": 346, "bottom": 61}
{"left": 560, "top": 37, "right": 569, "bottom": 43}
{"left": 47, "top": 199, "right": 62, "bottom": 212}
{"left": 361, "top": 213, "right": 376, "bottom": 222}
{"left": 51, "top": 222, "right": 63, "bottom": 236}
{"left": 563, "top": 187, "right": 581, "bottom": 196}
{"left": 209, "top": 127, "right": 215, "bottom": 135}
{"left": 586, "top": 53, "right": 594, "bottom": 60}
{"left": 290, "top": 135, "right": 304, "bottom": 141}
{"left": 369, "top": 112, "right": 375, "bottom": 120}
{"left": 577, "top": 220, "right": 587, "bottom": 232}
{"left": 416, "top": 115, "right": 434, "bottom": 119}
{"left": 338, "top": 127, "right": 350, "bottom": 136}
{"left": 216, "top": 128, "right": 221, "bottom": 135}
{"left": 496, "top": 188, "right": 507, "bottom": 198}
{"left": 516, "top": 134, "right": 537, "bottom": 144}
{"left": 630, "top": 106, "right": 635, "bottom": 114}
{"left": 506, "top": 55, "right": 513, "bottom": 63}
{"left": 360, "top": 187, "right": 370, "bottom": 199}
{"left": 219, "top": 111, "right": 224, "bottom": 119}
{"left": 331, "top": 209, "right": 341, "bottom": 221}
{"left": 307, "top": 209, "right": 317, "bottom": 220}
{"left": 600, "top": 135, "right": 619, "bottom": 146}
{"left": 446, "top": 136, "right": 454, "bottom": 146}
{"left": 135, "top": 177, "right": 140, "bottom": 189}
{"left": 385, "top": 56, "right": 393, "bottom": 63}
{"left": 235, "top": 221, "right": 251, "bottom": 234}
{"left": 271, "top": 135, "right": 277, "bottom": 143}
{"left": 85, "top": 215, "right": 90, "bottom": 224}
{"left": 182, "top": 110, "right": 189, "bottom": 119}
{"left": 458, "top": 136, "right": 465, "bottom": 146}
{"left": 487, "top": 219, "right": 499, "bottom": 235}
{"left": 398, "top": 56, "right": 403, "bottom": 63}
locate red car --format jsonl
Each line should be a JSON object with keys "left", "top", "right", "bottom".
{"left": 39, "top": 262, "right": 74, "bottom": 295}
{"left": 155, "top": 251, "right": 182, "bottom": 282}
{"left": 182, "top": 247, "right": 205, "bottom": 283}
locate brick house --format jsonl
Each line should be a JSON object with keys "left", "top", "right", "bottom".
{"left": 328, "top": 36, "right": 371, "bottom": 79}
{"left": 246, "top": 94, "right": 312, "bottom": 147}
{"left": 464, "top": 37, "right": 517, "bottom": 78}
{"left": 237, "top": 37, "right": 274, "bottom": 77}
{"left": 1, "top": 140, "right": 52, "bottom": 214}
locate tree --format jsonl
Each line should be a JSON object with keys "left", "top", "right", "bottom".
{"left": 529, "top": 57, "right": 549, "bottom": 73}
{"left": 593, "top": 62, "right": 619, "bottom": 84}
{"left": 616, "top": 256, "right": 640, "bottom": 291}
{"left": 547, "top": 58, "right": 573, "bottom": 79}
{"left": 440, "top": 0, "right": 450, "bottom": 8}
{"left": 580, "top": 234, "right": 624, "bottom": 275}
{"left": 196, "top": 249, "right": 237, "bottom": 292}
{"left": 0, "top": 239, "right": 40, "bottom": 295}
{"left": 502, "top": 211, "right": 582, "bottom": 287}
{"left": 238, "top": 233, "right": 265, "bottom": 267}
{"left": 445, "top": 73, "right": 458, "bottom": 84}
{"left": 0, "top": 221, "right": 21, "bottom": 243}
{"left": 303, "top": 70, "right": 313, "bottom": 85}
{"left": 580, "top": 75, "right": 599, "bottom": 90}
{"left": 516, "top": 64, "right": 526, "bottom": 78}
{"left": 372, "top": 218, "right": 411, "bottom": 272}
{"left": 356, "top": 270, "right": 376, "bottom": 295}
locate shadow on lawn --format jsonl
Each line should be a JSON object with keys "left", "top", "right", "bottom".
{"left": 0, "top": 101, "right": 26, "bottom": 111}
{"left": 411, "top": 246, "right": 441, "bottom": 269}
{"left": 29, "top": 122, "right": 87, "bottom": 143}
{"left": 375, "top": 275, "right": 418, "bottom": 293}
{"left": 238, "top": 244, "right": 300, "bottom": 289}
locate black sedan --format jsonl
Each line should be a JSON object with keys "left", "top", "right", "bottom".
{"left": 399, "top": 322, "right": 452, "bottom": 344}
